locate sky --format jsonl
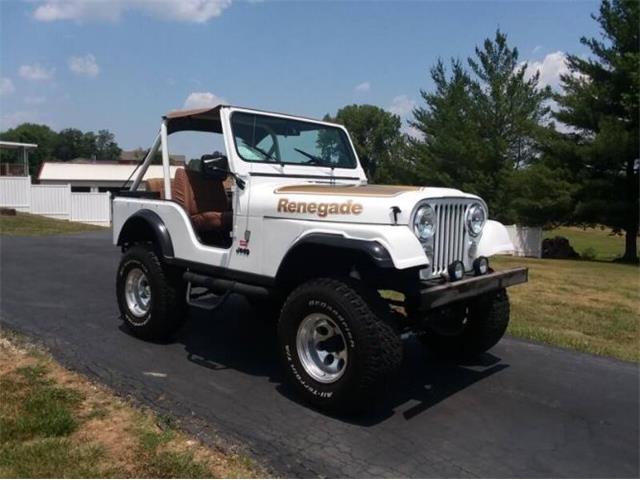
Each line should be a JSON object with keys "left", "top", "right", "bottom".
{"left": 0, "top": 0, "right": 601, "bottom": 159}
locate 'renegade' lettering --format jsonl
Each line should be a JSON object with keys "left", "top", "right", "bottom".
{"left": 277, "top": 198, "right": 363, "bottom": 217}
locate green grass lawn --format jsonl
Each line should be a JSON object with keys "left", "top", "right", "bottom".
{"left": 545, "top": 226, "right": 636, "bottom": 261}
{"left": 0, "top": 334, "right": 261, "bottom": 478}
{"left": 492, "top": 255, "right": 639, "bottom": 362}
{"left": 0, "top": 212, "right": 106, "bottom": 236}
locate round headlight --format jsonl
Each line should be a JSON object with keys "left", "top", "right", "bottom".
{"left": 413, "top": 205, "right": 436, "bottom": 241}
{"left": 466, "top": 203, "right": 486, "bottom": 237}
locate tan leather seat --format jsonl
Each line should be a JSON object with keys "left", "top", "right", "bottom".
{"left": 144, "top": 178, "right": 169, "bottom": 198}
{"left": 171, "top": 168, "right": 232, "bottom": 233}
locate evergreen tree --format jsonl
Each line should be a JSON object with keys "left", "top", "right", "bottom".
{"left": 408, "top": 31, "right": 563, "bottom": 224}
{"left": 554, "top": 0, "right": 639, "bottom": 262}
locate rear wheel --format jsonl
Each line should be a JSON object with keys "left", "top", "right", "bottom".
{"left": 116, "top": 245, "right": 187, "bottom": 341}
{"left": 419, "top": 289, "right": 510, "bottom": 359}
{"left": 278, "top": 277, "right": 402, "bottom": 414}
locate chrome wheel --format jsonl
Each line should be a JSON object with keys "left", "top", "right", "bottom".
{"left": 296, "top": 313, "right": 348, "bottom": 384}
{"left": 124, "top": 267, "right": 151, "bottom": 319}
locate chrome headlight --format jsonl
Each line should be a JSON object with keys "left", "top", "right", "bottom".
{"left": 413, "top": 204, "right": 436, "bottom": 241}
{"left": 466, "top": 203, "right": 486, "bottom": 237}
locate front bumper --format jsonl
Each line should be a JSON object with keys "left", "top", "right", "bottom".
{"left": 420, "top": 267, "right": 528, "bottom": 310}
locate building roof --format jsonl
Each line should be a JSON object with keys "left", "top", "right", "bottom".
{"left": 119, "top": 150, "right": 186, "bottom": 163}
{"left": 38, "top": 162, "right": 181, "bottom": 182}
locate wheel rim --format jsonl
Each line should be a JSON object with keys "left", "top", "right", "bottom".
{"left": 124, "top": 267, "right": 151, "bottom": 319}
{"left": 296, "top": 313, "right": 348, "bottom": 384}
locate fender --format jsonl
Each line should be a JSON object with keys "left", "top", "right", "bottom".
{"left": 279, "top": 233, "right": 395, "bottom": 273}
{"left": 477, "top": 220, "right": 514, "bottom": 257}
{"left": 117, "top": 209, "right": 174, "bottom": 258}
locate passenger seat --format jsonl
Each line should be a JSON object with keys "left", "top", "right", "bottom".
{"left": 171, "top": 168, "right": 232, "bottom": 236}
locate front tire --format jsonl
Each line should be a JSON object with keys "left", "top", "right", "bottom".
{"left": 419, "top": 289, "right": 510, "bottom": 359}
{"left": 278, "top": 277, "right": 402, "bottom": 414}
{"left": 116, "top": 245, "right": 187, "bottom": 341}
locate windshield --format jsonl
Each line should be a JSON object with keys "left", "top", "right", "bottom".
{"left": 231, "top": 112, "right": 357, "bottom": 169}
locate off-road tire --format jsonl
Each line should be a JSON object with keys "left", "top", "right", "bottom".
{"left": 116, "top": 244, "right": 187, "bottom": 341}
{"left": 419, "top": 288, "right": 509, "bottom": 359}
{"left": 278, "top": 277, "right": 402, "bottom": 414}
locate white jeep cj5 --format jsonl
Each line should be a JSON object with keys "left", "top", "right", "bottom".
{"left": 112, "top": 105, "right": 527, "bottom": 414}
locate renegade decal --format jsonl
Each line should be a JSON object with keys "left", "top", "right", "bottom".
{"left": 277, "top": 198, "right": 363, "bottom": 217}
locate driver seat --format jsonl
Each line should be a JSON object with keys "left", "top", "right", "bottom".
{"left": 171, "top": 167, "right": 232, "bottom": 238}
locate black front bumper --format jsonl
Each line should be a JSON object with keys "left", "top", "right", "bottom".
{"left": 420, "top": 267, "right": 528, "bottom": 310}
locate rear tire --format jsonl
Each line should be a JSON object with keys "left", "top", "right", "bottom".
{"left": 419, "top": 289, "right": 509, "bottom": 359}
{"left": 278, "top": 277, "right": 402, "bottom": 414}
{"left": 116, "top": 245, "right": 187, "bottom": 341}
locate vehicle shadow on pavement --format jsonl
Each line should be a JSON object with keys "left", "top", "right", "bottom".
{"left": 171, "top": 295, "right": 510, "bottom": 426}
{"left": 176, "top": 296, "right": 283, "bottom": 382}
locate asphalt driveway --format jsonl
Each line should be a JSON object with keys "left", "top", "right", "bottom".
{"left": 1, "top": 231, "right": 638, "bottom": 477}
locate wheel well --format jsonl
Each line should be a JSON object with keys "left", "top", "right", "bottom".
{"left": 117, "top": 211, "right": 174, "bottom": 258}
{"left": 276, "top": 243, "right": 389, "bottom": 292}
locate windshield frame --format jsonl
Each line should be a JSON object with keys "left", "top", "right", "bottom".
{"left": 229, "top": 111, "right": 359, "bottom": 170}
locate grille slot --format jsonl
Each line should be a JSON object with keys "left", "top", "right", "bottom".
{"left": 432, "top": 201, "right": 470, "bottom": 277}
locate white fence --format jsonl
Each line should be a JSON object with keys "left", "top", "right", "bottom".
{"left": 505, "top": 225, "right": 543, "bottom": 258}
{"left": 0, "top": 176, "right": 31, "bottom": 211}
{"left": 71, "top": 192, "right": 111, "bottom": 223}
{"left": 0, "top": 176, "right": 110, "bottom": 225}
{"left": 31, "top": 184, "right": 71, "bottom": 219}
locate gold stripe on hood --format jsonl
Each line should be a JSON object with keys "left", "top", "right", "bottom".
{"left": 274, "top": 184, "right": 421, "bottom": 197}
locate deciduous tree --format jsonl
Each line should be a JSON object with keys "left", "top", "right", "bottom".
{"left": 324, "top": 105, "right": 402, "bottom": 182}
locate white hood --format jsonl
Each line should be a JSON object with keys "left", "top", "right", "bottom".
{"left": 249, "top": 182, "right": 482, "bottom": 225}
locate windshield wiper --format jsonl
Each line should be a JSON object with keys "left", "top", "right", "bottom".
{"left": 242, "top": 141, "right": 282, "bottom": 163}
{"left": 294, "top": 148, "right": 325, "bottom": 165}
{"left": 248, "top": 143, "right": 279, "bottom": 163}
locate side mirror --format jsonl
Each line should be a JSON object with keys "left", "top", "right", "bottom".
{"left": 201, "top": 153, "right": 229, "bottom": 181}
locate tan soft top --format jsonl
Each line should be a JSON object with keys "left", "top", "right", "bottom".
{"left": 164, "top": 105, "right": 225, "bottom": 134}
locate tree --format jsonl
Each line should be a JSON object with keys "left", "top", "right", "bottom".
{"left": 95, "top": 129, "right": 121, "bottom": 160}
{"left": 324, "top": 105, "right": 403, "bottom": 182}
{"left": 553, "top": 0, "right": 639, "bottom": 263}
{"left": 81, "top": 131, "right": 97, "bottom": 158}
{"left": 1, "top": 123, "right": 123, "bottom": 175}
{"left": 407, "top": 30, "right": 567, "bottom": 225}
{"left": 53, "top": 128, "right": 85, "bottom": 160}
{"left": 0, "top": 123, "right": 57, "bottom": 175}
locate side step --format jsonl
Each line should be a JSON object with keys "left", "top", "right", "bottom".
{"left": 185, "top": 283, "right": 230, "bottom": 311}
{"left": 183, "top": 271, "right": 271, "bottom": 299}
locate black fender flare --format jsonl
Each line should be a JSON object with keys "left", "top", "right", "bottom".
{"left": 278, "top": 233, "right": 395, "bottom": 276}
{"left": 117, "top": 209, "right": 174, "bottom": 258}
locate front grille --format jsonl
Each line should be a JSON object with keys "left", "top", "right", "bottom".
{"left": 431, "top": 201, "right": 470, "bottom": 277}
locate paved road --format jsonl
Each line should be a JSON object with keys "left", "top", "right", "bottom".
{"left": 1, "top": 232, "right": 638, "bottom": 477}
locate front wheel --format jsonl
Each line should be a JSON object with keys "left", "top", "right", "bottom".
{"left": 116, "top": 245, "right": 187, "bottom": 341}
{"left": 278, "top": 277, "right": 402, "bottom": 414}
{"left": 419, "top": 289, "right": 510, "bottom": 359}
